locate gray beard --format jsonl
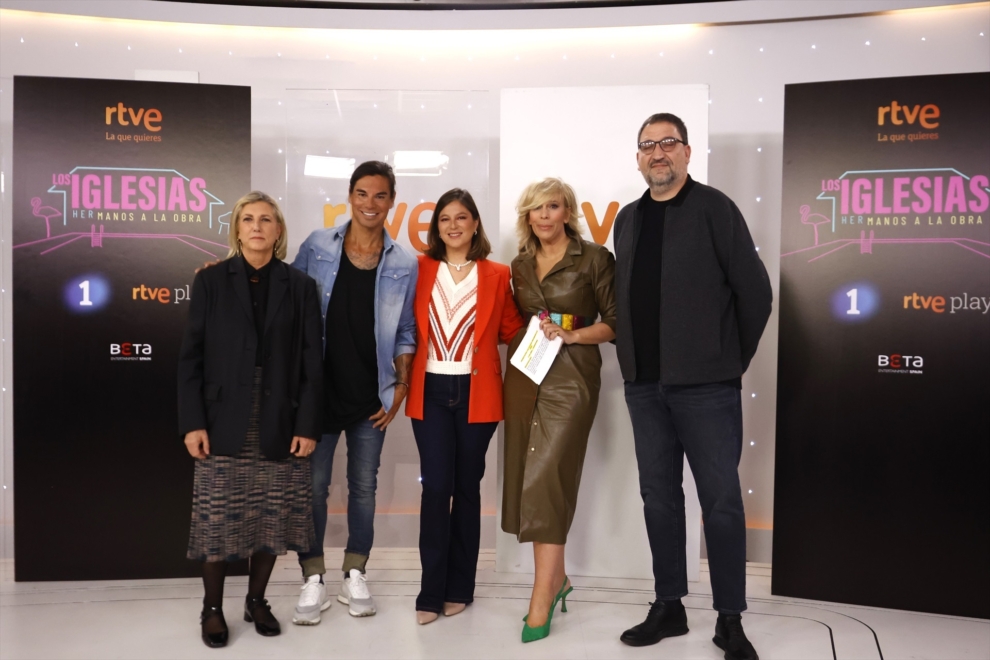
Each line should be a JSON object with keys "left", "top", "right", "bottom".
{"left": 643, "top": 168, "right": 676, "bottom": 193}
{"left": 647, "top": 172, "right": 674, "bottom": 188}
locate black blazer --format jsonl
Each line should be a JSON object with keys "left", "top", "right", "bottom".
{"left": 613, "top": 177, "right": 773, "bottom": 385}
{"left": 177, "top": 257, "right": 323, "bottom": 460}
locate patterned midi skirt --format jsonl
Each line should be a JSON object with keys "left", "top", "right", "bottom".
{"left": 187, "top": 368, "right": 315, "bottom": 563}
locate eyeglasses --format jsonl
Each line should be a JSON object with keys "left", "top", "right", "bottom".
{"left": 638, "top": 137, "right": 687, "bottom": 155}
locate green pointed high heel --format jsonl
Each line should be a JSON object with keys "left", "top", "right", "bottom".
{"left": 521, "top": 577, "right": 572, "bottom": 643}
{"left": 558, "top": 577, "right": 573, "bottom": 613}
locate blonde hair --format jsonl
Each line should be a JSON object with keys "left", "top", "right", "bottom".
{"left": 226, "top": 191, "right": 288, "bottom": 260}
{"left": 515, "top": 178, "right": 583, "bottom": 257}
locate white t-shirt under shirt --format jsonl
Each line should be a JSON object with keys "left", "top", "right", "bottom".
{"left": 426, "top": 263, "right": 478, "bottom": 375}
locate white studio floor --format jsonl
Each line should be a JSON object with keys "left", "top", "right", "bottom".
{"left": 1, "top": 549, "right": 987, "bottom": 660}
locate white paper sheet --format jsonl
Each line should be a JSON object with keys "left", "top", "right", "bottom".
{"left": 509, "top": 315, "right": 562, "bottom": 385}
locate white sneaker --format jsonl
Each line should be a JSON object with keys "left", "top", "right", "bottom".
{"left": 338, "top": 568, "right": 377, "bottom": 617}
{"left": 293, "top": 575, "right": 331, "bottom": 625}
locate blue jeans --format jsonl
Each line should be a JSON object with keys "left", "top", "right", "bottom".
{"left": 624, "top": 381, "right": 747, "bottom": 614}
{"left": 411, "top": 374, "right": 497, "bottom": 613}
{"left": 298, "top": 418, "right": 386, "bottom": 577}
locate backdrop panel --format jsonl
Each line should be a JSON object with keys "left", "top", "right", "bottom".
{"left": 498, "top": 85, "right": 709, "bottom": 581}
{"left": 773, "top": 72, "right": 989, "bottom": 618}
{"left": 276, "top": 88, "right": 495, "bottom": 547}
{"left": 13, "top": 76, "right": 250, "bottom": 580}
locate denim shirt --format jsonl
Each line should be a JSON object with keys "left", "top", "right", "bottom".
{"left": 292, "top": 220, "right": 418, "bottom": 411}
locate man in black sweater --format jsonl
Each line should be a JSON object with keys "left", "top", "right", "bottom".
{"left": 614, "top": 113, "right": 772, "bottom": 660}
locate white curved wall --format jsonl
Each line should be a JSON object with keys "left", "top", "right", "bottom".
{"left": 0, "top": 0, "right": 987, "bottom": 561}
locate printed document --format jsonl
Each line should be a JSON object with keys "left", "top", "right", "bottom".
{"left": 509, "top": 316, "right": 562, "bottom": 385}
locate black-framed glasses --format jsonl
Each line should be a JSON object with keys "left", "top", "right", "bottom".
{"left": 638, "top": 137, "right": 687, "bottom": 155}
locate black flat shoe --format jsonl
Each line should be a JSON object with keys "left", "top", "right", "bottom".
{"left": 713, "top": 614, "right": 759, "bottom": 660}
{"left": 244, "top": 597, "right": 281, "bottom": 636}
{"left": 200, "top": 606, "right": 228, "bottom": 648}
{"left": 619, "top": 600, "right": 689, "bottom": 647}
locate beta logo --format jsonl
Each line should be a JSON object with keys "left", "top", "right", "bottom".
{"left": 877, "top": 354, "right": 923, "bottom": 375}
{"left": 110, "top": 342, "right": 153, "bottom": 362}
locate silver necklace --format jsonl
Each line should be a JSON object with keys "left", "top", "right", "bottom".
{"left": 447, "top": 260, "right": 472, "bottom": 272}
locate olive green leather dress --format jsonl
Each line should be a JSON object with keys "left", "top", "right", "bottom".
{"left": 501, "top": 238, "right": 617, "bottom": 544}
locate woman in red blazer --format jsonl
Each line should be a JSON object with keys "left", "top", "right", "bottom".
{"left": 406, "top": 188, "right": 524, "bottom": 625}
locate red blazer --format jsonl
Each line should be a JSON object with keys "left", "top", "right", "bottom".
{"left": 406, "top": 256, "right": 524, "bottom": 423}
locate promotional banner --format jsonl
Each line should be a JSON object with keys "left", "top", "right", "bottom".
{"left": 498, "top": 85, "right": 708, "bottom": 581}
{"left": 773, "top": 73, "right": 989, "bottom": 618}
{"left": 13, "top": 77, "right": 250, "bottom": 580}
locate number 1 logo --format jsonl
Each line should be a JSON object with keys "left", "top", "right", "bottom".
{"left": 831, "top": 282, "right": 880, "bottom": 322}
{"left": 64, "top": 274, "right": 111, "bottom": 313}
{"left": 79, "top": 280, "right": 94, "bottom": 307}
{"left": 846, "top": 288, "right": 861, "bottom": 315}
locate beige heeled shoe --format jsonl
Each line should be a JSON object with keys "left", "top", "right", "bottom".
{"left": 417, "top": 611, "right": 439, "bottom": 625}
{"left": 443, "top": 602, "right": 467, "bottom": 617}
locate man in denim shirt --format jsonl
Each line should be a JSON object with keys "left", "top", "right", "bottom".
{"left": 291, "top": 161, "right": 418, "bottom": 624}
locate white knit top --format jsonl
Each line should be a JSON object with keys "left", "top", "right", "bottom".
{"left": 426, "top": 264, "right": 478, "bottom": 375}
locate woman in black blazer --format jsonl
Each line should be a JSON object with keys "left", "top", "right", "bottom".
{"left": 178, "top": 191, "right": 323, "bottom": 648}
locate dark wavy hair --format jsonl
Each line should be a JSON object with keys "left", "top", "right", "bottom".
{"left": 349, "top": 160, "right": 396, "bottom": 198}
{"left": 424, "top": 188, "right": 492, "bottom": 262}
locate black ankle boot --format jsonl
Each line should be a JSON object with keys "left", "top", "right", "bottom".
{"left": 200, "top": 606, "right": 228, "bottom": 648}
{"left": 619, "top": 600, "right": 689, "bottom": 647}
{"left": 714, "top": 614, "right": 759, "bottom": 660}
{"left": 244, "top": 597, "right": 281, "bottom": 636}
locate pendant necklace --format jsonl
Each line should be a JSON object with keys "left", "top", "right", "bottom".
{"left": 447, "top": 260, "right": 472, "bottom": 272}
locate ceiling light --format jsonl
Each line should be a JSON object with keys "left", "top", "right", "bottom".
{"left": 393, "top": 151, "right": 449, "bottom": 177}
{"left": 305, "top": 155, "right": 355, "bottom": 179}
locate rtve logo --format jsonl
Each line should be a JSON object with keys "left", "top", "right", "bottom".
{"left": 132, "top": 284, "right": 191, "bottom": 304}
{"left": 105, "top": 103, "right": 162, "bottom": 132}
{"left": 903, "top": 292, "right": 947, "bottom": 313}
{"left": 323, "top": 200, "right": 619, "bottom": 248}
{"left": 877, "top": 101, "right": 940, "bottom": 128}
{"left": 903, "top": 292, "right": 990, "bottom": 314}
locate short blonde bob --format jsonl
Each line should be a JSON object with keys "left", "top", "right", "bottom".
{"left": 515, "top": 177, "right": 583, "bottom": 257}
{"left": 226, "top": 191, "right": 288, "bottom": 260}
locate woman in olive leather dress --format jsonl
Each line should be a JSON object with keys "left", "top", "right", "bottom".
{"left": 502, "top": 178, "right": 616, "bottom": 641}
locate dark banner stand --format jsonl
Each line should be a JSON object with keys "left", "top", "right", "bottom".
{"left": 773, "top": 72, "right": 989, "bottom": 619}
{"left": 13, "top": 77, "right": 251, "bottom": 580}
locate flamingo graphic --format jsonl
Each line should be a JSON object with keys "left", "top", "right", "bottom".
{"left": 32, "top": 197, "right": 62, "bottom": 238}
{"left": 800, "top": 204, "right": 831, "bottom": 246}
